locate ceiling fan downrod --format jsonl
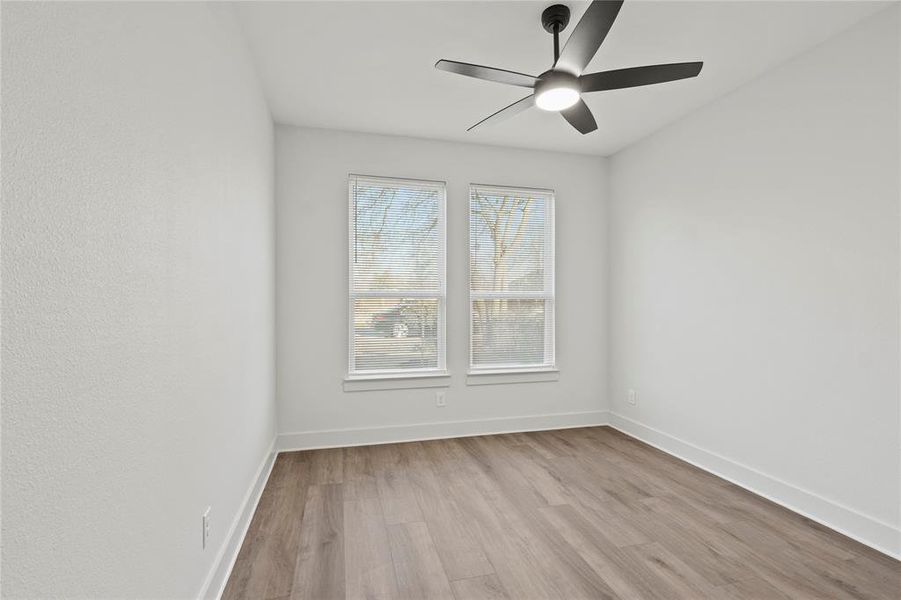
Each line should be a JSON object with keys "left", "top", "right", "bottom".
{"left": 541, "top": 4, "right": 571, "bottom": 64}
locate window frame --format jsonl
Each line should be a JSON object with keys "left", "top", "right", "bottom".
{"left": 346, "top": 174, "right": 447, "bottom": 380}
{"left": 468, "top": 183, "right": 556, "bottom": 375}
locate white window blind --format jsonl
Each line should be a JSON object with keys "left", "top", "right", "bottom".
{"left": 348, "top": 175, "right": 446, "bottom": 376}
{"left": 469, "top": 184, "right": 555, "bottom": 372}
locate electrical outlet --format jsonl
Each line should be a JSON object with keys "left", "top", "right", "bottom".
{"left": 436, "top": 391, "right": 446, "bottom": 407}
{"left": 202, "top": 507, "right": 211, "bottom": 549}
{"left": 627, "top": 389, "right": 638, "bottom": 406}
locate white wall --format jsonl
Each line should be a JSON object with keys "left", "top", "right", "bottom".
{"left": 1, "top": 3, "right": 275, "bottom": 598}
{"left": 276, "top": 127, "right": 607, "bottom": 445}
{"left": 608, "top": 7, "right": 900, "bottom": 556}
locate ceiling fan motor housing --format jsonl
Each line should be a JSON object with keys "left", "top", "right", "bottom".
{"left": 536, "top": 70, "right": 580, "bottom": 95}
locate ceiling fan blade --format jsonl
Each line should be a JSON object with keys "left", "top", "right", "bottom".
{"left": 554, "top": 0, "right": 624, "bottom": 75}
{"left": 561, "top": 99, "right": 598, "bottom": 134}
{"left": 435, "top": 60, "right": 538, "bottom": 88}
{"left": 467, "top": 95, "right": 534, "bottom": 131}
{"left": 581, "top": 62, "right": 703, "bottom": 92}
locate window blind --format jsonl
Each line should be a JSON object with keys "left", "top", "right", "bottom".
{"left": 469, "top": 184, "right": 555, "bottom": 371}
{"left": 348, "top": 175, "right": 446, "bottom": 376}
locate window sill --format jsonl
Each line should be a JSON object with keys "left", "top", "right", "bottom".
{"left": 343, "top": 371, "right": 451, "bottom": 392}
{"left": 466, "top": 368, "right": 559, "bottom": 386}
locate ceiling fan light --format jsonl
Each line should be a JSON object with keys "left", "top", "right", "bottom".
{"left": 534, "top": 70, "right": 581, "bottom": 112}
{"left": 535, "top": 86, "right": 580, "bottom": 111}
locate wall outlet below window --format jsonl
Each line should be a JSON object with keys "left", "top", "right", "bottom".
{"left": 627, "top": 389, "right": 638, "bottom": 406}
{"left": 436, "top": 391, "right": 446, "bottom": 407}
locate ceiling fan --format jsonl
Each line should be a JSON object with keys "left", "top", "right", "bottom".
{"left": 435, "top": 0, "right": 703, "bottom": 135}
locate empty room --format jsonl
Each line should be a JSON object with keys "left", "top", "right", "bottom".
{"left": 2, "top": 1, "right": 899, "bottom": 599}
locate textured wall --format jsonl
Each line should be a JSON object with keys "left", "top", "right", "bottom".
{"left": 1, "top": 3, "right": 275, "bottom": 598}
{"left": 608, "top": 7, "right": 900, "bottom": 554}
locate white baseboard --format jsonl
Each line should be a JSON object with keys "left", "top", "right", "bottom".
{"left": 608, "top": 413, "right": 901, "bottom": 560}
{"left": 196, "top": 438, "right": 277, "bottom": 600}
{"left": 277, "top": 410, "right": 610, "bottom": 451}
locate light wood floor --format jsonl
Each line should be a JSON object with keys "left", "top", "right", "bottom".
{"left": 222, "top": 427, "right": 899, "bottom": 600}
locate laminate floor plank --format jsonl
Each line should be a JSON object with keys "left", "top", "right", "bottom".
{"left": 494, "top": 431, "right": 532, "bottom": 449}
{"left": 443, "top": 470, "right": 577, "bottom": 600}
{"left": 455, "top": 436, "right": 550, "bottom": 510}
{"left": 343, "top": 447, "right": 379, "bottom": 501}
{"left": 567, "top": 450, "right": 658, "bottom": 505}
{"left": 291, "top": 483, "right": 345, "bottom": 600}
{"left": 841, "top": 554, "right": 901, "bottom": 599}
{"left": 343, "top": 496, "right": 398, "bottom": 600}
{"left": 460, "top": 439, "right": 620, "bottom": 600}
{"left": 620, "top": 541, "right": 719, "bottom": 599}
{"left": 502, "top": 444, "right": 579, "bottom": 506}
{"left": 407, "top": 465, "right": 495, "bottom": 581}
{"left": 626, "top": 495, "right": 756, "bottom": 586}
{"left": 369, "top": 442, "right": 405, "bottom": 472}
{"left": 450, "top": 574, "right": 510, "bottom": 600}
{"left": 538, "top": 503, "right": 670, "bottom": 600}
{"left": 440, "top": 447, "right": 593, "bottom": 599}
{"left": 715, "top": 576, "right": 793, "bottom": 600}
{"left": 376, "top": 469, "right": 424, "bottom": 525}
{"left": 223, "top": 427, "right": 900, "bottom": 600}
{"left": 222, "top": 452, "right": 310, "bottom": 600}
{"left": 397, "top": 440, "right": 432, "bottom": 469}
{"left": 558, "top": 482, "right": 651, "bottom": 548}
{"left": 387, "top": 521, "right": 455, "bottom": 600}
{"left": 311, "top": 448, "right": 345, "bottom": 484}
{"left": 523, "top": 429, "right": 578, "bottom": 458}
{"left": 220, "top": 482, "right": 281, "bottom": 600}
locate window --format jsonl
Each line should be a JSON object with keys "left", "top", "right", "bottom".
{"left": 469, "top": 184, "right": 555, "bottom": 372}
{"left": 348, "top": 175, "right": 446, "bottom": 377}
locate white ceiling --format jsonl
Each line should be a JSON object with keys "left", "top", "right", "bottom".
{"left": 234, "top": 1, "right": 888, "bottom": 156}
